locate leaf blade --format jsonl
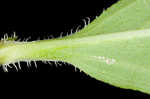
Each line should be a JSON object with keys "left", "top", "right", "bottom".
{"left": 67, "top": 0, "right": 150, "bottom": 38}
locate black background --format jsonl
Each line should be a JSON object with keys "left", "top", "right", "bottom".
{"left": 0, "top": 0, "right": 149, "bottom": 97}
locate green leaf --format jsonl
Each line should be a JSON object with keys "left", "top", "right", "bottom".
{"left": 1, "top": 0, "right": 150, "bottom": 94}
{"left": 67, "top": 0, "right": 150, "bottom": 38}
